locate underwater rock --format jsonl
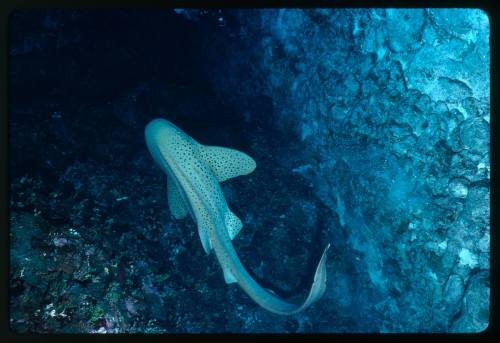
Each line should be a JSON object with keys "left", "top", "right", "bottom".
{"left": 464, "top": 186, "right": 489, "bottom": 226}
{"left": 450, "top": 271, "right": 489, "bottom": 332}
{"left": 201, "top": 8, "right": 489, "bottom": 333}
{"left": 459, "top": 118, "right": 489, "bottom": 156}
{"left": 385, "top": 9, "right": 425, "bottom": 53}
{"left": 448, "top": 178, "right": 469, "bottom": 199}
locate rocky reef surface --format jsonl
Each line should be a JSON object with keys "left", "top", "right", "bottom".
{"left": 9, "top": 9, "right": 489, "bottom": 333}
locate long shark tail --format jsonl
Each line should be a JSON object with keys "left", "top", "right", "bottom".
{"left": 290, "top": 243, "right": 331, "bottom": 314}
{"left": 235, "top": 243, "right": 331, "bottom": 315}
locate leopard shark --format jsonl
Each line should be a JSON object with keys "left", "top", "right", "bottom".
{"left": 145, "top": 118, "right": 330, "bottom": 315}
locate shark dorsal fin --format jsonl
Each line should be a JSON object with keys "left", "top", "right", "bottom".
{"left": 197, "top": 145, "right": 256, "bottom": 183}
{"left": 225, "top": 210, "right": 243, "bottom": 240}
{"left": 167, "top": 176, "right": 189, "bottom": 219}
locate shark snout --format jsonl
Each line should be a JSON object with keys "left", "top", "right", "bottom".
{"left": 145, "top": 118, "right": 172, "bottom": 138}
{"left": 145, "top": 118, "right": 183, "bottom": 149}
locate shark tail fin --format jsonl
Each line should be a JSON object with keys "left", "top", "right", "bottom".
{"left": 253, "top": 243, "right": 331, "bottom": 315}
{"left": 291, "top": 243, "right": 331, "bottom": 313}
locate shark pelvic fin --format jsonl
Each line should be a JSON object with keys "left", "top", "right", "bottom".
{"left": 196, "top": 145, "right": 256, "bottom": 183}
{"left": 225, "top": 210, "right": 243, "bottom": 240}
{"left": 223, "top": 267, "right": 237, "bottom": 284}
{"left": 167, "top": 176, "right": 189, "bottom": 219}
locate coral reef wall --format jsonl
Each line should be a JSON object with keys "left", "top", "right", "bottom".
{"left": 194, "top": 9, "right": 490, "bottom": 332}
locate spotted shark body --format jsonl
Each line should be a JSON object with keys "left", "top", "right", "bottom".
{"left": 145, "top": 118, "right": 330, "bottom": 315}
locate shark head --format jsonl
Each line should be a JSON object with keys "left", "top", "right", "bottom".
{"left": 145, "top": 118, "right": 196, "bottom": 173}
{"left": 145, "top": 117, "right": 256, "bottom": 231}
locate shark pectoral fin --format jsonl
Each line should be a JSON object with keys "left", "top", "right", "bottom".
{"left": 198, "top": 221, "right": 213, "bottom": 255}
{"left": 196, "top": 145, "right": 257, "bottom": 182}
{"left": 224, "top": 210, "right": 243, "bottom": 240}
{"left": 167, "top": 176, "right": 189, "bottom": 219}
{"left": 223, "top": 267, "right": 237, "bottom": 284}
